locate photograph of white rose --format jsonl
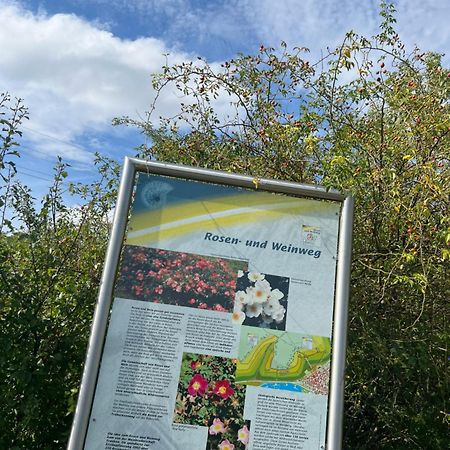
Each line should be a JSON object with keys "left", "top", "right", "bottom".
{"left": 232, "top": 271, "right": 289, "bottom": 330}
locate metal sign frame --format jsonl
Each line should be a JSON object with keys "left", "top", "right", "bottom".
{"left": 67, "top": 157, "right": 353, "bottom": 450}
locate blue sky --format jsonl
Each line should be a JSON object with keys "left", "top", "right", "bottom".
{"left": 1, "top": 0, "right": 449, "bottom": 199}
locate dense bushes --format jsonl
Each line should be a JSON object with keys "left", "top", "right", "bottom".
{"left": 118, "top": 3, "right": 449, "bottom": 448}
{"left": 1, "top": 2, "right": 448, "bottom": 448}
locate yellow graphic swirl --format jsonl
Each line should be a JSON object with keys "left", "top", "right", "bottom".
{"left": 126, "top": 192, "right": 333, "bottom": 245}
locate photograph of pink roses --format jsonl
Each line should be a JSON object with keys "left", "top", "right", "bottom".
{"left": 174, "top": 353, "right": 250, "bottom": 449}
{"left": 232, "top": 271, "right": 289, "bottom": 330}
{"left": 115, "top": 245, "right": 247, "bottom": 312}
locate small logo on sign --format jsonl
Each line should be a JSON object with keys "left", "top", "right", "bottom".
{"left": 141, "top": 181, "right": 173, "bottom": 209}
{"left": 302, "top": 225, "right": 321, "bottom": 247}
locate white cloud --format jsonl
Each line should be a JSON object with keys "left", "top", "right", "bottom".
{"left": 96, "top": 0, "right": 188, "bottom": 17}
{"left": 85, "top": 1, "right": 450, "bottom": 68}
{"left": 395, "top": 0, "right": 450, "bottom": 61}
{"left": 1, "top": 0, "right": 448, "bottom": 168}
{"left": 238, "top": 0, "right": 379, "bottom": 50}
{"left": 232, "top": 0, "right": 449, "bottom": 64}
{"left": 0, "top": 1, "right": 193, "bottom": 164}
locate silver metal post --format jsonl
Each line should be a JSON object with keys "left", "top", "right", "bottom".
{"left": 67, "top": 157, "right": 136, "bottom": 450}
{"left": 127, "top": 157, "right": 346, "bottom": 202}
{"left": 326, "top": 195, "right": 354, "bottom": 449}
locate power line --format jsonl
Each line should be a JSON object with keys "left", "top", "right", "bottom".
{"left": 17, "top": 170, "right": 52, "bottom": 183}
{"left": 22, "top": 125, "right": 92, "bottom": 153}
{"left": 15, "top": 165, "right": 55, "bottom": 179}
{"left": 13, "top": 167, "right": 74, "bottom": 188}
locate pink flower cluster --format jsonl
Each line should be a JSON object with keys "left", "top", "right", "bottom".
{"left": 187, "top": 373, "right": 235, "bottom": 400}
{"left": 176, "top": 354, "right": 249, "bottom": 449}
{"left": 116, "top": 246, "right": 242, "bottom": 311}
{"left": 209, "top": 419, "right": 249, "bottom": 448}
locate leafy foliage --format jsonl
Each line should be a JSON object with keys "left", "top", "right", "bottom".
{"left": 115, "top": 245, "right": 244, "bottom": 310}
{"left": 0, "top": 138, "right": 119, "bottom": 447}
{"left": 1, "top": 2, "right": 448, "bottom": 449}
{"left": 117, "top": 3, "right": 449, "bottom": 448}
{"left": 0, "top": 92, "right": 29, "bottom": 231}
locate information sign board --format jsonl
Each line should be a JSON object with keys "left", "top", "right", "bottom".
{"left": 68, "top": 158, "right": 353, "bottom": 450}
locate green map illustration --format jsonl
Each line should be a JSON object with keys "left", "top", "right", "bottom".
{"left": 236, "top": 326, "right": 330, "bottom": 392}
